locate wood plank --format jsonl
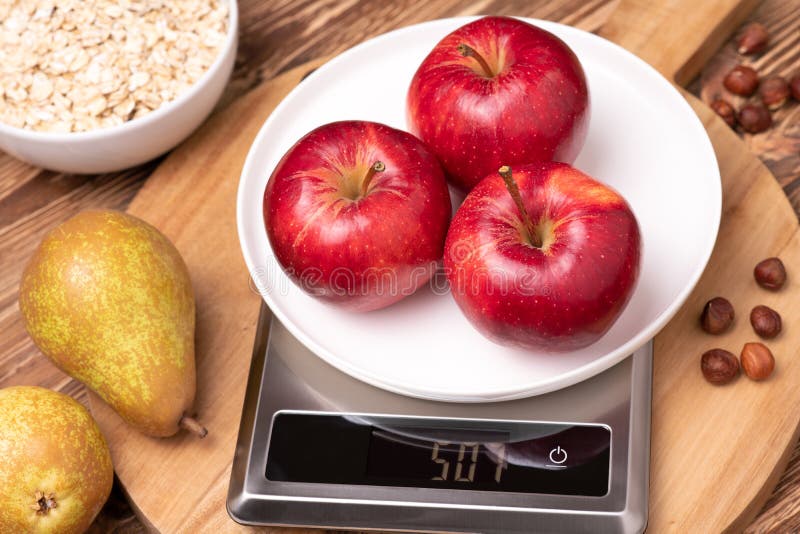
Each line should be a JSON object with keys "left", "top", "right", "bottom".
{"left": 599, "top": 0, "right": 759, "bottom": 85}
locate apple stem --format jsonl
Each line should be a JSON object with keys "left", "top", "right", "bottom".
{"left": 498, "top": 166, "right": 542, "bottom": 248}
{"left": 457, "top": 43, "right": 494, "bottom": 77}
{"left": 180, "top": 414, "right": 208, "bottom": 438}
{"left": 361, "top": 161, "right": 385, "bottom": 197}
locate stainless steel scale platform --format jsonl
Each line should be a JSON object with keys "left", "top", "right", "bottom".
{"left": 228, "top": 304, "right": 652, "bottom": 533}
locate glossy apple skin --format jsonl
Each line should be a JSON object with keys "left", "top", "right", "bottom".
{"left": 407, "top": 16, "right": 589, "bottom": 191}
{"left": 264, "top": 121, "right": 451, "bottom": 312}
{"left": 444, "top": 162, "right": 640, "bottom": 351}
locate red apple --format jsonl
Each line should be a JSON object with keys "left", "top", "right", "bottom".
{"left": 444, "top": 162, "right": 640, "bottom": 351}
{"left": 263, "top": 120, "right": 451, "bottom": 312}
{"left": 407, "top": 16, "right": 590, "bottom": 191}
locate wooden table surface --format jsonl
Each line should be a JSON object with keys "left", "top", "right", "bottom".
{"left": 0, "top": 0, "right": 797, "bottom": 532}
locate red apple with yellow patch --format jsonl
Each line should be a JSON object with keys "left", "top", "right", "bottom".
{"left": 407, "top": 16, "right": 590, "bottom": 191}
{"left": 264, "top": 120, "right": 451, "bottom": 312}
{"left": 444, "top": 162, "right": 641, "bottom": 351}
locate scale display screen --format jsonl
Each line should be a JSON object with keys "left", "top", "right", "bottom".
{"left": 265, "top": 413, "right": 611, "bottom": 496}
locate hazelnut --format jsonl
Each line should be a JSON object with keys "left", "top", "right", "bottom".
{"left": 724, "top": 65, "right": 759, "bottom": 96}
{"left": 759, "top": 77, "right": 790, "bottom": 110}
{"left": 738, "top": 104, "right": 772, "bottom": 133}
{"left": 754, "top": 257, "right": 786, "bottom": 290}
{"left": 740, "top": 342, "right": 775, "bottom": 381}
{"left": 736, "top": 23, "right": 770, "bottom": 55}
{"left": 790, "top": 74, "right": 800, "bottom": 101}
{"left": 710, "top": 98, "right": 736, "bottom": 128}
{"left": 700, "top": 297, "right": 735, "bottom": 334}
{"left": 750, "top": 305, "right": 782, "bottom": 338}
{"left": 701, "top": 348, "right": 740, "bottom": 385}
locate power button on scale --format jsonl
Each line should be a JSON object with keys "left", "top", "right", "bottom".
{"left": 547, "top": 446, "right": 568, "bottom": 469}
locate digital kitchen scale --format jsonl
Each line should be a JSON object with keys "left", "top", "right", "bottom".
{"left": 227, "top": 12, "right": 723, "bottom": 532}
{"left": 227, "top": 303, "right": 652, "bottom": 533}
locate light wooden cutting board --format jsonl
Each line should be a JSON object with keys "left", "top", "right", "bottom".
{"left": 88, "top": 0, "right": 800, "bottom": 531}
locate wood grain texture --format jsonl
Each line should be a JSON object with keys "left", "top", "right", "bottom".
{"left": 91, "top": 0, "right": 800, "bottom": 532}
{"left": 89, "top": 58, "right": 327, "bottom": 534}
{"left": 691, "top": 0, "right": 800, "bottom": 215}
{"left": 1, "top": 0, "right": 799, "bottom": 532}
{"left": 600, "top": 1, "right": 792, "bottom": 526}
{"left": 647, "top": 100, "right": 800, "bottom": 532}
{"left": 599, "top": 0, "right": 760, "bottom": 84}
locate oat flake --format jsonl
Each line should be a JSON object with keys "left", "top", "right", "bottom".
{"left": 0, "top": 0, "right": 229, "bottom": 133}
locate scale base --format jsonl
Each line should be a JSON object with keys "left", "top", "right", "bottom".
{"left": 228, "top": 306, "right": 652, "bottom": 534}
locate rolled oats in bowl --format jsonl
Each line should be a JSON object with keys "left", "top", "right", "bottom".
{"left": 0, "top": 0, "right": 229, "bottom": 133}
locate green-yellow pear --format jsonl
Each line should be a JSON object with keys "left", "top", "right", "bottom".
{"left": 0, "top": 386, "right": 113, "bottom": 534}
{"left": 19, "top": 210, "right": 205, "bottom": 438}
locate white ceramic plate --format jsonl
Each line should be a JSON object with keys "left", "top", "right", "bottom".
{"left": 237, "top": 17, "right": 720, "bottom": 402}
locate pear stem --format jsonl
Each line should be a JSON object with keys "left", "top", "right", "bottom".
{"left": 457, "top": 43, "right": 493, "bottom": 77}
{"left": 361, "top": 161, "right": 385, "bottom": 197}
{"left": 498, "top": 166, "right": 542, "bottom": 248}
{"left": 180, "top": 415, "right": 208, "bottom": 438}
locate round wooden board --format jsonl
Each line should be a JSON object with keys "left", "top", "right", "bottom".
{"left": 87, "top": 0, "right": 800, "bottom": 532}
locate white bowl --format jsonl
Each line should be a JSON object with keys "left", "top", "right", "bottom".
{"left": 0, "top": 0, "right": 238, "bottom": 174}
{"left": 237, "top": 17, "right": 721, "bottom": 402}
